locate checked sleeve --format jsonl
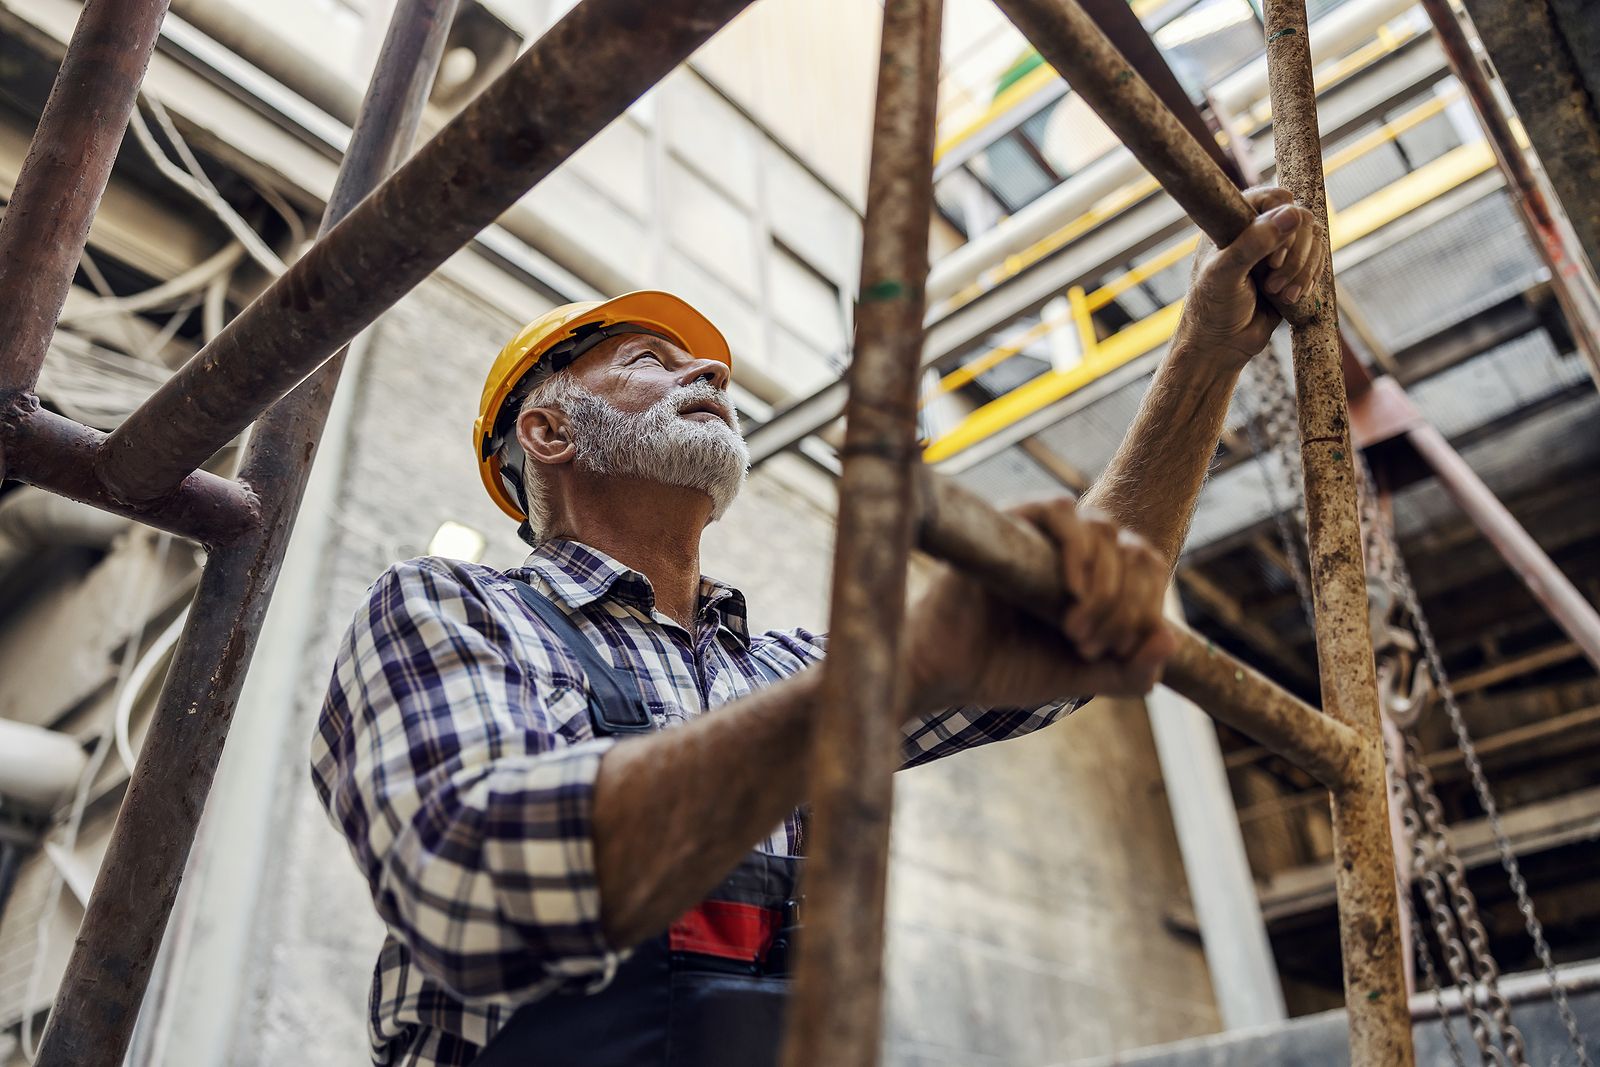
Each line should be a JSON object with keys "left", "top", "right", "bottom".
{"left": 311, "top": 558, "right": 620, "bottom": 1007}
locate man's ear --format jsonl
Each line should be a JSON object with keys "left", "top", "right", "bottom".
{"left": 517, "top": 405, "right": 578, "bottom": 467}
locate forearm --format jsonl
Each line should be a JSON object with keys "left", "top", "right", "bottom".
{"left": 592, "top": 667, "right": 821, "bottom": 948}
{"left": 1080, "top": 342, "right": 1242, "bottom": 566}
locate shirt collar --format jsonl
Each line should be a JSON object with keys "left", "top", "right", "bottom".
{"left": 518, "top": 538, "right": 751, "bottom": 645}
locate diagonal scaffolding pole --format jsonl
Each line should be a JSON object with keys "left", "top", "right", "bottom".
{"left": 1417, "top": 0, "right": 1600, "bottom": 386}
{"left": 986, "top": 0, "right": 1412, "bottom": 1061}
{"left": 95, "top": 0, "right": 758, "bottom": 506}
{"left": 779, "top": 1, "right": 943, "bottom": 1063}
{"left": 0, "top": 0, "right": 171, "bottom": 398}
{"left": 33, "top": 3, "right": 459, "bottom": 1062}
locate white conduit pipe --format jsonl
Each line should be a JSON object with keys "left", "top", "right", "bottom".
{"left": 0, "top": 721, "right": 88, "bottom": 811}
{"left": 114, "top": 607, "right": 189, "bottom": 776}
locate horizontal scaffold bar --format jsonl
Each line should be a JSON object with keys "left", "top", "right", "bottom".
{"left": 0, "top": 400, "right": 258, "bottom": 544}
{"left": 915, "top": 470, "right": 1358, "bottom": 790}
{"left": 95, "top": 0, "right": 759, "bottom": 507}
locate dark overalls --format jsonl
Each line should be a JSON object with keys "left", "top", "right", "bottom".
{"left": 473, "top": 583, "right": 802, "bottom": 1067}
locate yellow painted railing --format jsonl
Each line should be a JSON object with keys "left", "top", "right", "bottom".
{"left": 923, "top": 123, "right": 1497, "bottom": 462}
{"left": 934, "top": 11, "right": 1427, "bottom": 315}
{"left": 935, "top": 62, "right": 1060, "bottom": 166}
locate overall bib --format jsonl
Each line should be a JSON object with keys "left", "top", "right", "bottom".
{"left": 472, "top": 583, "right": 801, "bottom": 1067}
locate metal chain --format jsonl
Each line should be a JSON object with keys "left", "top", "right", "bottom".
{"left": 1356, "top": 454, "right": 1592, "bottom": 1066}
{"left": 1408, "top": 885, "right": 1474, "bottom": 1067}
{"left": 1241, "top": 358, "right": 1590, "bottom": 1065}
{"left": 1396, "top": 746, "right": 1512, "bottom": 1064}
{"left": 1239, "top": 352, "right": 1315, "bottom": 629}
{"left": 1387, "top": 542, "right": 1594, "bottom": 1067}
{"left": 1405, "top": 734, "right": 1528, "bottom": 1064}
{"left": 1385, "top": 722, "right": 1473, "bottom": 1067}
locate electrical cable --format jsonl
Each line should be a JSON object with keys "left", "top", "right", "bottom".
{"left": 34, "top": 332, "right": 172, "bottom": 429}
{"left": 19, "top": 533, "right": 172, "bottom": 1062}
{"left": 137, "top": 294, "right": 202, "bottom": 365}
{"left": 75, "top": 248, "right": 151, "bottom": 355}
{"left": 113, "top": 606, "right": 189, "bottom": 777}
{"left": 58, "top": 242, "right": 245, "bottom": 325}
{"left": 127, "top": 100, "right": 287, "bottom": 277}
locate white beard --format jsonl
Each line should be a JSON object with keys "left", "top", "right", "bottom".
{"left": 562, "top": 379, "right": 749, "bottom": 521}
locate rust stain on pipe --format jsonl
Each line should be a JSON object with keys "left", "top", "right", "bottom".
{"left": 1417, "top": 0, "right": 1600, "bottom": 384}
{"left": 0, "top": 0, "right": 171, "bottom": 394}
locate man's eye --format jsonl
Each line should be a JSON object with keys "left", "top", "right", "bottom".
{"left": 633, "top": 351, "right": 661, "bottom": 364}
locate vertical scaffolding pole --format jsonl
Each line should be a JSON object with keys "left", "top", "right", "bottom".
{"left": 0, "top": 0, "right": 170, "bottom": 398}
{"left": 33, "top": 4, "right": 458, "bottom": 1062}
{"left": 780, "top": 1, "right": 942, "bottom": 1063}
{"left": 1418, "top": 0, "right": 1600, "bottom": 386}
{"left": 1262, "top": 2, "right": 1415, "bottom": 1063}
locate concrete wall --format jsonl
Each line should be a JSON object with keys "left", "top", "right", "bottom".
{"left": 887, "top": 700, "right": 1220, "bottom": 1065}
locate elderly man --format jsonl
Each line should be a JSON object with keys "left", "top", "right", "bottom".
{"left": 312, "top": 187, "right": 1323, "bottom": 1066}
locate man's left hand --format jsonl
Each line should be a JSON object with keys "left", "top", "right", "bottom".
{"left": 1175, "top": 186, "right": 1327, "bottom": 367}
{"left": 904, "top": 496, "right": 1177, "bottom": 713}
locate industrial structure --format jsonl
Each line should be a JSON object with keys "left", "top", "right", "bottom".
{"left": 0, "top": 0, "right": 1595, "bottom": 1065}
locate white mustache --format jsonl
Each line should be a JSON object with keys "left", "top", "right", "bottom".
{"left": 667, "top": 381, "right": 731, "bottom": 414}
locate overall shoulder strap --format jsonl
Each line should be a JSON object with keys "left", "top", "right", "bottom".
{"left": 507, "top": 580, "right": 654, "bottom": 735}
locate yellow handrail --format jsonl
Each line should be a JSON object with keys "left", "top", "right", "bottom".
{"left": 928, "top": 87, "right": 1467, "bottom": 410}
{"left": 935, "top": 13, "right": 1426, "bottom": 316}
{"left": 923, "top": 136, "right": 1497, "bottom": 462}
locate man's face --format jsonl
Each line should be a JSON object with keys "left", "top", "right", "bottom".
{"left": 568, "top": 333, "right": 737, "bottom": 433}
{"left": 535, "top": 331, "right": 749, "bottom": 522}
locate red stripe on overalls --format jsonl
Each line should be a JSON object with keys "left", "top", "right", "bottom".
{"left": 669, "top": 901, "right": 779, "bottom": 962}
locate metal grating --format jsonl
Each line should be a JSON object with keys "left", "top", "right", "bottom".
{"left": 948, "top": 445, "right": 1065, "bottom": 506}
{"left": 1337, "top": 190, "right": 1543, "bottom": 351}
{"left": 1408, "top": 328, "right": 1591, "bottom": 438}
{"left": 1031, "top": 370, "right": 1155, "bottom": 477}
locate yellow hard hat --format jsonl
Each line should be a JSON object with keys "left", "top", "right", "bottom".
{"left": 473, "top": 290, "right": 732, "bottom": 521}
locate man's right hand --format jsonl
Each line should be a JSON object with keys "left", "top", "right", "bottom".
{"left": 903, "top": 495, "right": 1176, "bottom": 714}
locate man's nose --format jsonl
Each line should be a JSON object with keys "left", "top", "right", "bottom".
{"left": 678, "top": 357, "right": 730, "bottom": 392}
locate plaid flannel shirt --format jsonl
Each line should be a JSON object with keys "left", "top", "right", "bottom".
{"left": 312, "top": 538, "right": 1080, "bottom": 1066}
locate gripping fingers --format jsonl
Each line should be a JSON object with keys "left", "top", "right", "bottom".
{"left": 1267, "top": 207, "right": 1318, "bottom": 302}
{"left": 1063, "top": 508, "right": 1123, "bottom": 659}
{"left": 1109, "top": 529, "right": 1166, "bottom": 658}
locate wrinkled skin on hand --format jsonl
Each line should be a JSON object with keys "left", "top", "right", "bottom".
{"left": 1178, "top": 185, "right": 1327, "bottom": 366}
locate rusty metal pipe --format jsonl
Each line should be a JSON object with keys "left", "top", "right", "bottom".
{"left": 1406, "top": 421, "right": 1600, "bottom": 671}
{"left": 780, "top": 2, "right": 942, "bottom": 1065}
{"left": 1263, "top": 1, "right": 1414, "bottom": 1062}
{"left": 990, "top": 0, "right": 1321, "bottom": 327}
{"left": 95, "top": 0, "right": 757, "bottom": 506}
{"left": 1460, "top": 0, "right": 1600, "bottom": 292}
{"left": 0, "top": 0, "right": 170, "bottom": 396}
{"left": 0, "top": 400, "right": 257, "bottom": 545}
{"left": 916, "top": 471, "right": 1358, "bottom": 790}
{"left": 33, "top": 3, "right": 460, "bottom": 1063}
{"left": 1077, "top": 0, "right": 1243, "bottom": 184}
{"left": 1418, "top": 0, "right": 1600, "bottom": 385}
